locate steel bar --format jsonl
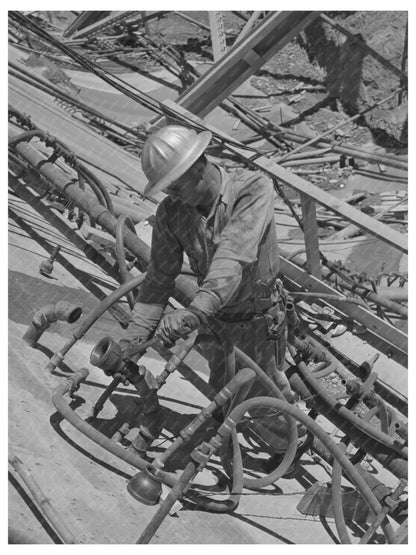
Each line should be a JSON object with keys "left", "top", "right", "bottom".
{"left": 277, "top": 89, "right": 402, "bottom": 163}
{"left": 222, "top": 98, "right": 407, "bottom": 171}
{"left": 175, "top": 11, "right": 319, "bottom": 117}
{"left": 280, "top": 253, "right": 408, "bottom": 357}
{"left": 162, "top": 100, "right": 408, "bottom": 255}
{"left": 10, "top": 126, "right": 407, "bottom": 362}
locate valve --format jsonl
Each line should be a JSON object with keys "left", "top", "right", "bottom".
{"left": 90, "top": 337, "right": 163, "bottom": 454}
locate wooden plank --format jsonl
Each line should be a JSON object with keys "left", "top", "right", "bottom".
{"left": 176, "top": 11, "right": 319, "bottom": 117}
{"left": 163, "top": 99, "right": 408, "bottom": 255}
{"left": 300, "top": 193, "right": 321, "bottom": 277}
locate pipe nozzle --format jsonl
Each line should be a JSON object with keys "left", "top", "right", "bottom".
{"left": 90, "top": 336, "right": 123, "bottom": 375}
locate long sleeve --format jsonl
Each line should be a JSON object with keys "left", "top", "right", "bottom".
{"left": 125, "top": 199, "right": 184, "bottom": 341}
{"left": 190, "top": 174, "right": 274, "bottom": 316}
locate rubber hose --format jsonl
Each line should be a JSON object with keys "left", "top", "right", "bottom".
{"left": 51, "top": 370, "right": 178, "bottom": 488}
{"left": 187, "top": 429, "right": 244, "bottom": 513}
{"left": 79, "top": 166, "right": 114, "bottom": 215}
{"left": 221, "top": 396, "right": 396, "bottom": 544}
{"left": 288, "top": 344, "right": 408, "bottom": 460}
{"left": 115, "top": 214, "right": 137, "bottom": 310}
{"left": 311, "top": 359, "right": 338, "bottom": 379}
{"left": 233, "top": 348, "right": 299, "bottom": 450}
{"left": 331, "top": 442, "right": 352, "bottom": 544}
{"left": 46, "top": 273, "right": 146, "bottom": 371}
{"left": 157, "top": 367, "right": 255, "bottom": 466}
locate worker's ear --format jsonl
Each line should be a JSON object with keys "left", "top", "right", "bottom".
{"left": 192, "top": 157, "right": 206, "bottom": 179}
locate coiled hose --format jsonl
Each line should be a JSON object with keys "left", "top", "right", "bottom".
{"left": 218, "top": 396, "right": 396, "bottom": 544}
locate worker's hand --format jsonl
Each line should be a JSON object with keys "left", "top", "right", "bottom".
{"left": 156, "top": 309, "right": 202, "bottom": 347}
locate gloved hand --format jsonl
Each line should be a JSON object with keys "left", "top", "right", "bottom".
{"left": 119, "top": 338, "right": 149, "bottom": 363}
{"left": 156, "top": 308, "right": 202, "bottom": 347}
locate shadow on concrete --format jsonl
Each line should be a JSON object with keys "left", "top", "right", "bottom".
{"left": 8, "top": 472, "right": 61, "bottom": 544}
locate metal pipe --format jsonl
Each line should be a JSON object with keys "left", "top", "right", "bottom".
{"left": 23, "top": 301, "right": 83, "bottom": 347}
{"left": 223, "top": 98, "right": 408, "bottom": 171}
{"left": 45, "top": 274, "right": 146, "bottom": 371}
{"left": 217, "top": 396, "right": 397, "bottom": 543}
{"left": 277, "top": 89, "right": 402, "bottom": 163}
{"left": 156, "top": 367, "right": 256, "bottom": 466}
{"left": 9, "top": 453, "right": 78, "bottom": 544}
{"left": 281, "top": 155, "right": 341, "bottom": 167}
{"left": 282, "top": 248, "right": 408, "bottom": 318}
{"left": 287, "top": 345, "right": 408, "bottom": 479}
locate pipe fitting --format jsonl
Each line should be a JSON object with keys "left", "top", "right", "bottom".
{"left": 90, "top": 336, "right": 123, "bottom": 375}
{"left": 23, "top": 301, "right": 83, "bottom": 347}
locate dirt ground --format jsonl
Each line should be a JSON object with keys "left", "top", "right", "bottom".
{"left": 149, "top": 11, "right": 408, "bottom": 147}
{"left": 41, "top": 10, "right": 408, "bottom": 149}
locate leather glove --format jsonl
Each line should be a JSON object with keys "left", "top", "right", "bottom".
{"left": 156, "top": 308, "right": 203, "bottom": 347}
{"left": 119, "top": 338, "right": 149, "bottom": 363}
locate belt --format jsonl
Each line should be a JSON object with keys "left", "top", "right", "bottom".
{"left": 217, "top": 311, "right": 257, "bottom": 323}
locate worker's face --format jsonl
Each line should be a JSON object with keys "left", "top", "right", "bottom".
{"left": 167, "top": 161, "right": 210, "bottom": 208}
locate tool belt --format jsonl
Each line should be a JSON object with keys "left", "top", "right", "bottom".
{"left": 218, "top": 277, "right": 288, "bottom": 340}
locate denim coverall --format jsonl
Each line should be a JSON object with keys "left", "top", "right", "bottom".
{"left": 124, "top": 165, "right": 294, "bottom": 422}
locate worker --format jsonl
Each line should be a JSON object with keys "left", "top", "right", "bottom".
{"left": 121, "top": 124, "right": 302, "bottom": 464}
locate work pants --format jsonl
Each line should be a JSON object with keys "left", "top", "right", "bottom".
{"left": 200, "top": 316, "right": 296, "bottom": 453}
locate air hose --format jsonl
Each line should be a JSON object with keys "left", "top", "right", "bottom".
{"left": 115, "top": 214, "right": 137, "bottom": 311}
{"left": 46, "top": 273, "right": 146, "bottom": 371}
{"left": 331, "top": 442, "right": 352, "bottom": 544}
{"left": 216, "top": 396, "right": 396, "bottom": 544}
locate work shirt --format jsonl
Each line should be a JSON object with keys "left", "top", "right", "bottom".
{"left": 127, "top": 164, "right": 280, "bottom": 339}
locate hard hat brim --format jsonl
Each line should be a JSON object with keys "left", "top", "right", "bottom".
{"left": 143, "top": 131, "right": 212, "bottom": 197}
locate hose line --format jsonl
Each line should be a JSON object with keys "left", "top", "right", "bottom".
{"left": 219, "top": 396, "right": 396, "bottom": 544}
{"left": 331, "top": 442, "right": 352, "bottom": 544}
{"left": 115, "top": 214, "right": 137, "bottom": 310}
{"left": 46, "top": 273, "right": 146, "bottom": 371}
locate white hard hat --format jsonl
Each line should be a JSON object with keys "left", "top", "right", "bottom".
{"left": 141, "top": 125, "right": 212, "bottom": 196}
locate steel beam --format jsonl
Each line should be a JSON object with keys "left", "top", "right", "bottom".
{"left": 176, "top": 11, "right": 319, "bottom": 117}
{"left": 162, "top": 99, "right": 408, "bottom": 255}
{"left": 208, "top": 11, "right": 227, "bottom": 61}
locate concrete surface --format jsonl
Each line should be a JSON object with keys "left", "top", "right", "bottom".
{"left": 8, "top": 42, "right": 406, "bottom": 545}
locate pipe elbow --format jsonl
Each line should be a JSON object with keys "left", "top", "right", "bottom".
{"left": 23, "top": 302, "right": 83, "bottom": 346}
